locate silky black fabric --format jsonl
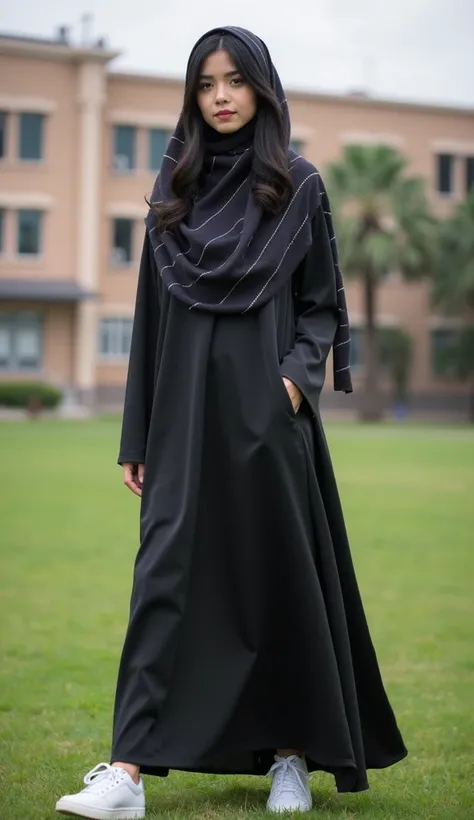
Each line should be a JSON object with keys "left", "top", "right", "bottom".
{"left": 112, "top": 219, "right": 407, "bottom": 792}
{"left": 146, "top": 26, "right": 352, "bottom": 393}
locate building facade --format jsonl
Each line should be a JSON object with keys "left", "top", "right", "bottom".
{"left": 1, "top": 30, "right": 473, "bottom": 415}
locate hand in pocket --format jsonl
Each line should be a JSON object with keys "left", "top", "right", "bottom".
{"left": 282, "top": 378, "right": 302, "bottom": 413}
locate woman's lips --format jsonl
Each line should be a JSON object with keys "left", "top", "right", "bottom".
{"left": 216, "top": 111, "right": 235, "bottom": 120}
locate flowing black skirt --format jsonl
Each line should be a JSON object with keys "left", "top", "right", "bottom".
{"left": 112, "top": 296, "right": 407, "bottom": 793}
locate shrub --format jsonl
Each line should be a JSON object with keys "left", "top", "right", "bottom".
{"left": 0, "top": 382, "right": 63, "bottom": 409}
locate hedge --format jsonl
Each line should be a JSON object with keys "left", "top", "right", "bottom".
{"left": 0, "top": 382, "right": 63, "bottom": 409}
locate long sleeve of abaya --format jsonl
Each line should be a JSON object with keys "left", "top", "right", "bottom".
{"left": 280, "top": 205, "right": 340, "bottom": 413}
{"left": 117, "top": 233, "right": 160, "bottom": 466}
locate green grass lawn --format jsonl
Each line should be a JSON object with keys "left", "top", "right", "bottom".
{"left": 0, "top": 419, "right": 473, "bottom": 820}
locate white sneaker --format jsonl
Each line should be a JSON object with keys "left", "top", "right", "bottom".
{"left": 266, "top": 755, "right": 312, "bottom": 813}
{"left": 55, "top": 762, "right": 145, "bottom": 819}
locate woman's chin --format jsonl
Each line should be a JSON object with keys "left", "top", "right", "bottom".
{"left": 211, "top": 118, "right": 243, "bottom": 134}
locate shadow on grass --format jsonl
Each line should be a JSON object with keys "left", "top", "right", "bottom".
{"left": 145, "top": 780, "right": 421, "bottom": 819}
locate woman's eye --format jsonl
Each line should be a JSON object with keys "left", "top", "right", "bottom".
{"left": 198, "top": 82, "right": 212, "bottom": 90}
{"left": 230, "top": 77, "right": 243, "bottom": 86}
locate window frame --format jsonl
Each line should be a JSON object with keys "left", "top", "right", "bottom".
{"left": 16, "top": 209, "right": 43, "bottom": 257}
{"left": 148, "top": 128, "right": 171, "bottom": 172}
{"left": 0, "top": 312, "right": 43, "bottom": 372}
{"left": 349, "top": 326, "right": 364, "bottom": 370}
{"left": 110, "top": 218, "right": 134, "bottom": 267}
{"left": 430, "top": 328, "right": 460, "bottom": 378}
{"left": 98, "top": 317, "right": 134, "bottom": 360}
{"left": 0, "top": 111, "right": 7, "bottom": 160}
{"left": 112, "top": 125, "right": 136, "bottom": 173}
{"left": 18, "top": 112, "right": 44, "bottom": 162}
{"left": 466, "top": 156, "right": 474, "bottom": 195}
{"left": 0, "top": 208, "right": 4, "bottom": 255}
{"left": 348, "top": 326, "right": 397, "bottom": 371}
{"left": 436, "top": 153, "right": 454, "bottom": 196}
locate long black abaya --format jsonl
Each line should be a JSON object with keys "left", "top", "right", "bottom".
{"left": 112, "top": 207, "right": 407, "bottom": 792}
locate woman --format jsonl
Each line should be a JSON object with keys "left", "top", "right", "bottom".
{"left": 56, "top": 26, "right": 407, "bottom": 820}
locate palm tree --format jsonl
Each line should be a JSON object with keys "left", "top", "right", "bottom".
{"left": 327, "top": 144, "right": 436, "bottom": 420}
{"left": 431, "top": 190, "right": 474, "bottom": 420}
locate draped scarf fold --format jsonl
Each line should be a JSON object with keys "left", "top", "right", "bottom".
{"left": 146, "top": 26, "right": 352, "bottom": 393}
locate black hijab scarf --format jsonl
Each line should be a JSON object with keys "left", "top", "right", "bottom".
{"left": 146, "top": 26, "right": 352, "bottom": 392}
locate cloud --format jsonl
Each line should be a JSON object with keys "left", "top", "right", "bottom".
{"left": 1, "top": 0, "right": 473, "bottom": 105}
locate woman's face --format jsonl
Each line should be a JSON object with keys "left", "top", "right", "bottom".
{"left": 196, "top": 49, "right": 257, "bottom": 134}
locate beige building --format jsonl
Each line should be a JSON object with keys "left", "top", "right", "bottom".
{"left": 1, "top": 29, "right": 473, "bottom": 415}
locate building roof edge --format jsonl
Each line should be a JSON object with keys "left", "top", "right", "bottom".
{"left": 0, "top": 32, "right": 120, "bottom": 64}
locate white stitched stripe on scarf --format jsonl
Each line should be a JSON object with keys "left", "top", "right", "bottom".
{"left": 166, "top": 218, "right": 245, "bottom": 289}
{"left": 242, "top": 214, "right": 310, "bottom": 312}
{"left": 229, "top": 28, "right": 268, "bottom": 69}
{"left": 216, "top": 172, "right": 319, "bottom": 307}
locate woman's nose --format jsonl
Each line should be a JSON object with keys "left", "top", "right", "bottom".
{"left": 215, "top": 84, "right": 229, "bottom": 104}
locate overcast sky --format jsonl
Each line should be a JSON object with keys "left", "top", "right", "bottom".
{"left": 2, "top": 0, "right": 474, "bottom": 107}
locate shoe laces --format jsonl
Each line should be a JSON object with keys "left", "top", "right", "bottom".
{"left": 267, "top": 755, "right": 307, "bottom": 799}
{"left": 83, "top": 763, "right": 128, "bottom": 795}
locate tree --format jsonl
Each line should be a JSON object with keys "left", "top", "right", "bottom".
{"left": 327, "top": 144, "right": 436, "bottom": 420}
{"left": 431, "top": 190, "right": 474, "bottom": 421}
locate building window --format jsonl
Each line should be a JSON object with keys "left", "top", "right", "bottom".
{"left": 17, "top": 209, "right": 43, "bottom": 256}
{"left": 466, "top": 156, "right": 474, "bottom": 194}
{"left": 19, "top": 113, "right": 44, "bottom": 161}
{"left": 0, "top": 322, "right": 11, "bottom": 370}
{"left": 348, "top": 327, "right": 396, "bottom": 369}
{"left": 98, "top": 318, "right": 133, "bottom": 358}
{"left": 149, "top": 128, "right": 170, "bottom": 171}
{"left": 0, "top": 111, "right": 7, "bottom": 159}
{"left": 290, "top": 138, "right": 303, "bottom": 155}
{"left": 111, "top": 218, "right": 134, "bottom": 265}
{"left": 430, "top": 328, "right": 459, "bottom": 377}
{"left": 436, "top": 153, "right": 453, "bottom": 195}
{"left": 113, "top": 125, "right": 136, "bottom": 172}
{"left": 0, "top": 313, "right": 42, "bottom": 371}
{"left": 349, "top": 327, "right": 363, "bottom": 368}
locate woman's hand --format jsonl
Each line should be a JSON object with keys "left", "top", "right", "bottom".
{"left": 282, "top": 378, "right": 303, "bottom": 413}
{"left": 122, "top": 463, "right": 145, "bottom": 497}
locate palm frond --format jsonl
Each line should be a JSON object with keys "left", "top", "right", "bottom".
{"left": 327, "top": 144, "right": 435, "bottom": 282}
{"left": 432, "top": 189, "right": 474, "bottom": 313}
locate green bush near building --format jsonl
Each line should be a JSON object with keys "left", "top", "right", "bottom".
{"left": 0, "top": 381, "right": 63, "bottom": 410}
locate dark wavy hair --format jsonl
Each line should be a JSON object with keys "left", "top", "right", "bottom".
{"left": 149, "top": 32, "right": 293, "bottom": 233}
